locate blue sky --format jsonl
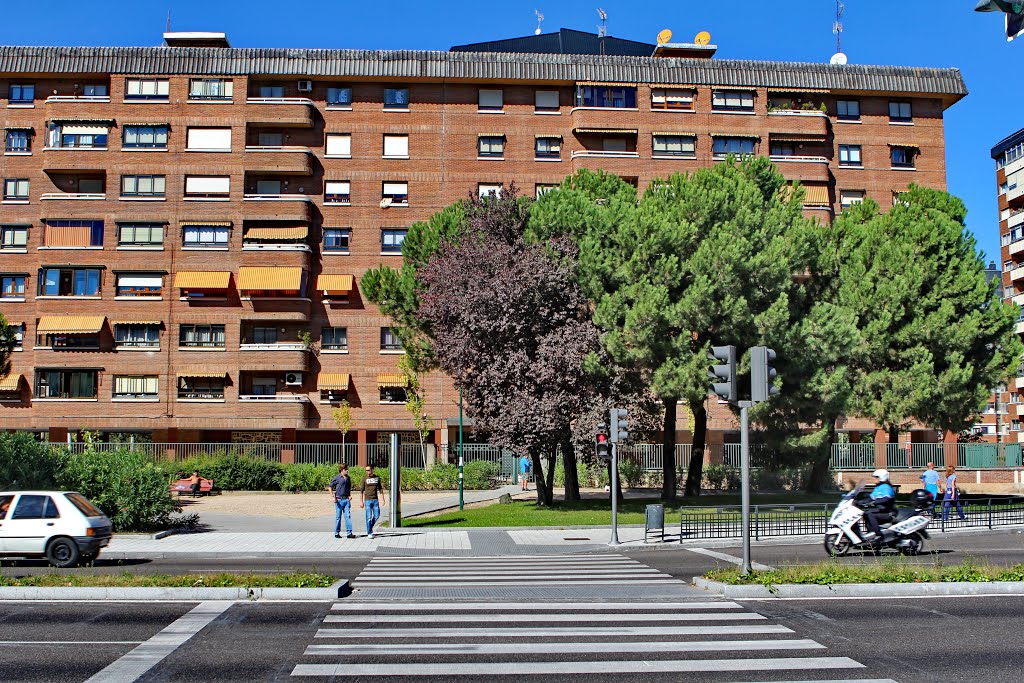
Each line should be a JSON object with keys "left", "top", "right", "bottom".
{"left": 2, "top": 0, "right": 1020, "bottom": 261}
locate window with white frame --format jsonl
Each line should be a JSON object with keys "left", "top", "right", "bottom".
{"left": 5, "top": 129, "right": 30, "bottom": 153}
{"left": 891, "top": 146, "right": 916, "bottom": 169}
{"left": 121, "top": 175, "right": 166, "bottom": 198}
{"left": 889, "top": 101, "right": 912, "bottom": 122}
{"left": 380, "top": 327, "right": 402, "bottom": 351}
{"left": 321, "top": 326, "right": 347, "bottom": 351}
{"left": 179, "top": 324, "right": 226, "bottom": 348}
{"left": 0, "top": 225, "right": 28, "bottom": 250}
{"left": 186, "top": 128, "right": 232, "bottom": 152}
{"left": 478, "top": 89, "right": 503, "bottom": 111}
{"left": 184, "top": 176, "right": 230, "bottom": 199}
{"left": 114, "top": 323, "right": 160, "bottom": 349}
{"left": 535, "top": 90, "right": 559, "bottom": 112}
{"left": 837, "top": 99, "right": 860, "bottom": 121}
{"left": 651, "top": 89, "right": 694, "bottom": 110}
{"left": 113, "top": 376, "right": 158, "bottom": 400}
{"left": 478, "top": 183, "right": 502, "bottom": 199}
{"left": 189, "top": 78, "right": 233, "bottom": 100}
{"left": 327, "top": 87, "right": 352, "bottom": 107}
{"left": 382, "top": 182, "right": 408, "bottom": 205}
{"left": 115, "top": 273, "right": 162, "bottom": 298}
{"left": 535, "top": 184, "right": 559, "bottom": 199}
{"left": 381, "top": 229, "right": 407, "bottom": 254}
{"left": 575, "top": 85, "right": 636, "bottom": 108}
{"left": 182, "top": 224, "right": 229, "bottom": 248}
{"left": 383, "top": 134, "right": 408, "bottom": 158}
{"left": 653, "top": 135, "right": 696, "bottom": 158}
{"left": 384, "top": 87, "right": 409, "bottom": 109}
{"left": 839, "top": 144, "right": 862, "bottom": 167}
{"left": 478, "top": 135, "right": 504, "bottom": 158}
{"left": 535, "top": 136, "right": 561, "bottom": 159}
{"left": 82, "top": 84, "right": 108, "bottom": 97}
{"left": 712, "top": 137, "right": 756, "bottom": 156}
{"left": 47, "top": 123, "right": 109, "bottom": 149}
{"left": 117, "top": 222, "right": 164, "bottom": 247}
{"left": 125, "top": 78, "right": 169, "bottom": 101}
{"left": 8, "top": 84, "right": 34, "bottom": 104}
{"left": 839, "top": 189, "right": 865, "bottom": 208}
{"left": 324, "top": 181, "right": 351, "bottom": 204}
{"left": 712, "top": 90, "right": 755, "bottom": 111}
{"left": 3, "top": 179, "right": 28, "bottom": 201}
{"left": 1, "top": 275, "right": 25, "bottom": 299}
{"left": 323, "top": 228, "right": 350, "bottom": 253}
{"left": 122, "top": 125, "right": 168, "bottom": 149}
{"left": 326, "top": 134, "right": 352, "bottom": 157}
{"left": 178, "top": 376, "right": 225, "bottom": 400}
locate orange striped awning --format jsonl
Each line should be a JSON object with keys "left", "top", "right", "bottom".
{"left": 44, "top": 224, "right": 92, "bottom": 247}
{"left": 238, "top": 267, "right": 303, "bottom": 291}
{"left": 0, "top": 374, "right": 22, "bottom": 391}
{"left": 573, "top": 128, "right": 638, "bottom": 135}
{"left": 317, "top": 373, "right": 351, "bottom": 390}
{"left": 179, "top": 221, "right": 232, "bottom": 227}
{"left": 783, "top": 184, "right": 830, "bottom": 206}
{"left": 112, "top": 320, "right": 163, "bottom": 326}
{"left": 377, "top": 373, "right": 407, "bottom": 388}
{"left": 245, "top": 225, "right": 308, "bottom": 240}
{"left": 174, "top": 271, "right": 231, "bottom": 289}
{"left": 176, "top": 368, "right": 226, "bottom": 379}
{"left": 36, "top": 315, "right": 105, "bottom": 334}
{"left": 316, "top": 274, "right": 354, "bottom": 293}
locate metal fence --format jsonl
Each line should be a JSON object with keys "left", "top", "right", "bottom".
{"left": 829, "top": 443, "right": 1024, "bottom": 470}
{"left": 439, "top": 444, "right": 517, "bottom": 482}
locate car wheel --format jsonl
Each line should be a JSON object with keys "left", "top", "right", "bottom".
{"left": 46, "top": 537, "right": 80, "bottom": 568}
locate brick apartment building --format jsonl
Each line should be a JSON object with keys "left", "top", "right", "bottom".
{"left": 0, "top": 28, "right": 966, "bottom": 456}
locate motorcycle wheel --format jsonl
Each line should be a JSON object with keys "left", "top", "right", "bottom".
{"left": 824, "top": 532, "right": 851, "bottom": 557}
{"left": 901, "top": 533, "right": 925, "bottom": 556}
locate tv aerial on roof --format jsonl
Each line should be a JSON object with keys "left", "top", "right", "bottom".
{"left": 534, "top": 10, "right": 544, "bottom": 36}
{"left": 830, "top": 0, "right": 848, "bottom": 65}
{"left": 597, "top": 8, "right": 607, "bottom": 38}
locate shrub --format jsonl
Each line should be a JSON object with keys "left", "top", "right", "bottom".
{"left": 618, "top": 458, "right": 643, "bottom": 488}
{"left": 0, "top": 433, "right": 59, "bottom": 488}
{"left": 703, "top": 464, "right": 728, "bottom": 490}
{"left": 463, "top": 460, "right": 499, "bottom": 489}
{"left": 171, "top": 454, "right": 285, "bottom": 491}
{"left": 281, "top": 464, "right": 335, "bottom": 492}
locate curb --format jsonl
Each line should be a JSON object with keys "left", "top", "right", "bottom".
{"left": 692, "top": 576, "right": 1024, "bottom": 598}
{"left": 0, "top": 579, "right": 348, "bottom": 601}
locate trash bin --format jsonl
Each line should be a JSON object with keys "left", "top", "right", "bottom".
{"left": 645, "top": 503, "right": 665, "bottom": 544}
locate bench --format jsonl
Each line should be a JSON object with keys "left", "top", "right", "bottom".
{"left": 170, "top": 478, "right": 216, "bottom": 497}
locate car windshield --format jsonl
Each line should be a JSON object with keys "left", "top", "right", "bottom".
{"left": 65, "top": 493, "right": 105, "bottom": 518}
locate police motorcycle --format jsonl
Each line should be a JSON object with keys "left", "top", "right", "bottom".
{"left": 824, "top": 481, "right": 932, "bottom": 556}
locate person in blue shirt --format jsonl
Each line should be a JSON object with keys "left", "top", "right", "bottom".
{"left": 519, "top": 454, "right": 532, "bottom": 491}
{"left": 920, "top": 462, "right": 940, "bottom": 512}
{"left": 862, "top": 469, "right": 896, "bottom": 542}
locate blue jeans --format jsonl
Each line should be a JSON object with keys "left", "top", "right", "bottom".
{"left": 942, "top": 497, "right": 965, "bottom": 521}
{"left": 365, "top": 499, "right": 381, "bottom": 535}
{"left": 334, "top": 498, "right": 352, "bottom": 535}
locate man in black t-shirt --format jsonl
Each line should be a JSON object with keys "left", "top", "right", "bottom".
{"left": 327, "top": 464, "right": 354, "bottom": 539}
{"left": 360, "top": 465, "right": 387, "bottom": 539}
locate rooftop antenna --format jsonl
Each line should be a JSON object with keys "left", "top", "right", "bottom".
{"left": 535, "top": 9, "right": 544, "bottom": 36}
{"left": 165, "top": 9, "right": 171, "bottom": 33}
{"left": 830, "top": 1, "right": 848, "bottom": 65}
{"left": 597, "top": 7, "right": 607, "bottom": 55}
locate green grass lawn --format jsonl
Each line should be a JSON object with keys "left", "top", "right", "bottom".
{"left": 403, "top": 492, "right": 838, "bottom": 528}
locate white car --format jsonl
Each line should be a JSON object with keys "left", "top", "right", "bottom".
{"left": 0, "top": 491, "right": 112, "bottom": 567}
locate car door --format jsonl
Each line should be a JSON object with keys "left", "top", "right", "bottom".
{"left": 0, "top": 494, "right": 14, "bottom": 551}
{"left": 3, "top": 495, "right": 55, "bottom": 554}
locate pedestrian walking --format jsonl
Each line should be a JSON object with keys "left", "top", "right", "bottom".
{"left": 327, "top": 464, "right": 354, "bottom": 539}
{"left": 359, "top": 465, "right": 386, "bottom": 539}
{"left": 941, "top": 464, "right": 967, "bottom": 522}
{"left": 920, "top": 461, "right": 940, "bottom": 513}
{"left": 519, "top": 454, "right": 531, "bottom": 491}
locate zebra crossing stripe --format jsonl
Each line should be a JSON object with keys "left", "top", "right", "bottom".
{"left": 324, "top": 611, "right": 765, "bottom": 624}
{"left": 351, "top": 579, "right": 685, "bottom": 586}
{"left": 314, "top": 624, "right": 795, "bottom": 638}
{"left": 303, "top": 638, "right": 826, "bottom": 656}
{"left": 330, "top": 601, "right": 743, "bottom": 611}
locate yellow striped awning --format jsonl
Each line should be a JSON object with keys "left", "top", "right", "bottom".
{"left": 0, "top": 374, "right": 22, "bottom": 391}
{"left": 317, "top": 274, "right": 354, "bottom": 293}
{"left": 121, "top": 122, "right": 169, "bottom": 126}
{"left": 377, "top": 373, "right": 407, "bottom": 388}
{"left": 769, "top": 133, "right": 827, "bottom": 142}
{"left": 174, "top": 271, "right": 231, "bottom": 289}
{"left": 112, "top": 320, "right": 163, "bottom": 326}
{"left": 577, "top": 81, "right": 637, "bottom": 87}
{"left": 245, "top": 225, "right": 308, "bottom": 240}
{"left": 238, "top": 267, "right": 303, "bottom": 291}
{"left": 535, "top": 134, "right": 563, "bottom": 139}
{"left": 317, "top": 373, "right": 351, "bottom": 390}
{"left": 176, "top": 368, "right": 226, "bottom": 379}
{"left": 711, "top": 133, "right": 761, "bottom": 139}
{"left": 574, "top": 128, "right": 638, "bottom": 135}
{"left": 802, "top": 185, "right": 830, "bottom": 206}
{"left": 179, "top": 220, "right": 232, "bottom": 227}
{"left": 887, "top": 142, "right": 920, "bottom": 149}
{"left": 36, "top": 315, "right": 105, "bottom": 334}
{"left": 652, "top": 131, "right": 697, "bottom": 137}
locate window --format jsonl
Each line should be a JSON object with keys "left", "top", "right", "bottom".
{"left": 382, "top": 134, "right": 409, "bottom": 159}
{"left": 323, "top": 228, "right": 351, "bottom": 253}
{"left": 889, "top": 101, "right": 913, "bottom": 122}
{"left": 382, "top": 182, "right": 408, "bottom": 206}
{"left": 653, "top": 135, "right": 696, "bottom": 158}
{"left": 321, "top": 326, "right": 348, "bottom": 351}
{"left": 188, "top": 78, "right": 233, "bottom": 100}
{"left": 114, "top": 323, "right": 160, "bottom": 349}
{"left": 37, "top": 328, "right": 99, "bottom": 349}
{"left": 38, "top": 267, "right": 101, "bottom": 296}
{"left": 575, "top": 85, "right": 636, "bottom": 109}
{"left": 478, "top": 89, "right": 503, "bottom": 111}
{"left": 11, "top": 495, "right": 59, "bottom": 520}
{"left": 113, "top": 376, "right": 158, "bottom": 400}
{"left": 1, "top": 275, "right": 25, "bottom": 299}
{"left": 5, "top": 130, "right": 30, "bottom": 153}
{"left": 184, "top": 176, "right": 230, "bottom": 199}
{"left": 258, "top": 85, "right": 284, "bottom": 98}
{"left": 770, "top": 142, "right": 796, "bottom": 157}
{"left": 8, "top": 84, "right": 34, "bottom": 105}
{"left": 380, "top": 327, "right": 402, "bottom": 351}
{"left": 837, "top": 99, "right": 860, "bottom": 121}
{"left": 179, "top": 324, "right": 226, "bottom": 348}
{"left": 326, "top": 134, "right": 352, "bottom": 157}
{"left": 1001, "top": 182, "right": 1009, "bottom": 194}
{"left": 651, "top": 89, "right": 693, "bottom": 110}
{"left": 1, "top": 225, "right": 28, "bottom": 250}
{"left": 43, "top": 220, "right": 104, "bottom": 248}
{"left": 478, "top": 135, "right": 504, "bottom": 158}
{"left": 380, "top": 385, "right": 407, "bottom": 403}
{"left": 384, "top": 88, "right": 409, "bottom": 109}
{"left": 891, "top": 146, "right": 916, "bottom": 169}
{"left": 8, "top": 323, "right": 25, "bottom": 349}
{"left": 535, "top": 137, "right": 561, "bottom": 159}
{"left": 34, "top": 369, "right": 97, "bottom": 399}
{"left": 255, "top": 180, "right": 282, "bottom": 195}
{"left": 324, "top": 181, "right": 351, "bottom": 205}
{"left": 47, "top": 123, "right": 108, "bottom": 149}
{"left": 535, "top": 184, "right": 559, "bottom": 199}
{"left": 712, "top": 90, "right": 755, "bottom": 111}
{"left": 478, "top": 183, "right": 502, "bottom": 199}
{"left": 839, "top": 144, "right": 862, "bottom": 167}
{"left": 186, "top": 128, "right": 232, "bottom": 151}
{"left": 115, "top": 273, "right": 162, "bottom": 298}
{"left": 3, "top": 179, "right": 28, "bottom": 201}
{"left": 121, "top": 175, "right": 166, "bottom": 198}
{"left": 249, "top": 377, "right": 277, "bottom": 396}
{"left": 381, "top": 229, "right": 407, "bottom": 254}
{"left": 82, "top": 85, "right": 108, "bottom": 97}
{"left": 178, "top": 376, "right": 225, "bottom": 400}
{"left": 1002, "top": 141, "right": 1024, "bottom": 168}
{"left": 327, "top": 87, "right": 352, "bottom": 107}
{"left": 839, "top": 190, "right": 865, "bottom": 208}
{"left": 535, "top": 90, "right": 559, "bottom": 112}
{"left": 249, "top": 326, "right": 278, "bottom": 344}
{"left": 122, "top": 125, "right": 169, "bottom": 150}
{"left": 183, "top": 224, "right": 230, "bottom": 248}
{"left": 125, "top": 78, "right": 169, "bottom": 101}
{"left": 712, "top": 137, "right": 756, "bottom": 157}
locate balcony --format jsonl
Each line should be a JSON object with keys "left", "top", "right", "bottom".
{"left": 1012, "top": 293, "right": 1024, "bottom": 306}
{"left": 1017, "top": 320, "right": 1024, "bottom": 335}
{"left": 241, "top": 195, "right": 313, "bottom": 222}
{"left": 1009, "top": 184, "right": 1024, "bottom": 205}
{"left": 767, "top": 110, "right": 830, "bottom": 137}
{"left": 236, "top": 347, "right": 309, "bottom": 371}
{"left": 771, "top": 155, "right": 831, "bottom": 183}
{"left": 1008, "top": 210, "right": 1024, "bottom": 229}
{"left": 1016, "top": 376, "right": 1024, "bottom": 389}
{"left": 39, "top": 192, "right": 105, "bottom": 201}
{"left": 1010, "top": 239, "right": 1024, "bottom": 257}
{"left": 239, "top": 296, "right": 311, "bottom": 322}
{"left": 43, "top": 97, "right": 111, "bottom": 121}
{"left": 243, "top": 147, "right": 315, "bottom": 175}
{"left": 172, "top": 397, "right": 307, "bottom": 428}
{"left": 246, "top": 98, "right": 315, "bottom": 127}
{"left": 1010, "top": 266, "right": 1024, "bottom": 282}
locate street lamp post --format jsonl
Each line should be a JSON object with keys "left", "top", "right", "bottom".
{"left": 458, "top": 387, "right": 464, "bottom": 511}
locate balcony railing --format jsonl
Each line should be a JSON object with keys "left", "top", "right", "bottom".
{"left": 239, "top": 342, "right": 306, "bottom": 351}
{"left": 769, "top": 155, "right": 828, "bottom": 164}
{"left": 242, "top": 194, "right": 313, "bottom": 202}
{"left": 570, "top": 150, "right": 640, "bottom": 159}
{"left": 245, "top": 97, "right": 314, "bottom": 105}
{"left": 244, "top": 145, "right": 311, "bottom": 153}
{"left": 45, "top": 95, "right": 110, "bottom": 103}
{"left": 767, "top": 109, "right": 828, "bottom": 117}
{"left": 39, "top": 193, "right": 106, "bottom": 201}
{"left": 238, "top": 394, "right": 308, "bottom": 402}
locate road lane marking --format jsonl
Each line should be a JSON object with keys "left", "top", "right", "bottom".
{"left": 324, "top": 611, "right": 765, "bottom": 623}
{"left": 83, "top": 600, "right": 232, "bottom": 683}
{"left": 0, "top": 641, "right": 143, "bottom": 645}
{"left": 330, "top": 601, "right": 743, "bottom": 611}
{"left": 687, "top": 546, "right": 774, "bottom": 571}
{"left": 304, "top": 638, "right": 826, "bottom": 656}
{"left": 315, "top": 624, "right": 794, "bottom": 638}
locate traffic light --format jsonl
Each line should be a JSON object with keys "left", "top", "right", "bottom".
{"left": 595, "top": 423, "right": 610, "bottom": 460}
{"left": 751, "top": 346, "right": 779, "bottom": 402}
{"left": 975, "top": 1, "right": 1024, "bottom": 40}
{"left": 707, "top": 345, "right": 737, "bottom": 403}
{"left": 610, "top": 408, "right": 629, "bottom": 444}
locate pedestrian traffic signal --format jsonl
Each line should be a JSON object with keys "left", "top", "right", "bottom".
{"left": 707, "top": 345, "right": 737, "bottom": 404}
{"left": 751, "top": 346, "right": 779, "bottom": 402}
{"left": 610, "top": 408, "right": 629, "bottom": 444}
{"left": 596, "top": 423, "right": 611, "bottom": 460}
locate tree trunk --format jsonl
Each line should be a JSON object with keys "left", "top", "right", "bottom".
{"left": 531, "top": 448, "right": 552, "bottom": 506}
{"left": 661, "top": 398, "right": 678, "bottom": 502}
{"left": 561, "top": 435, "right": 580, "bottom": 502}
{"left": 685, "top": 399, "right": 708, "bottom": 497}
{"left": 806, "top": 416, "right": 839, "bottom": 493}
{"left": 544, "top": 447, "right": 557, "bottom": 503}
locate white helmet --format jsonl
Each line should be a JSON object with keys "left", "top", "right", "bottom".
{"left": 872, "top": 469, "right": 890, "bottom": 482}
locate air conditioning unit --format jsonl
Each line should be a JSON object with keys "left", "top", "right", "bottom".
{"left": 297, "top": 80, "right": 313, "bottom": 92}
{"left": 284, "top": 372, "right": 303, "bottom": 386}
{"left": 380, "top": 197, "right": 393, "bottom": 209}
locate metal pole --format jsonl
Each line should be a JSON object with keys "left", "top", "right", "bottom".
{"left": 739, "top": 401, "right": 752, "bottom": 575}
{"left": 389, "top": 432, "right": 401, "bottom": 528}
{"left": 609, "top": 441, "right": 620, "bottom": 546}
{"left": 458, "top": 387, "right": 464, "bottom": 511}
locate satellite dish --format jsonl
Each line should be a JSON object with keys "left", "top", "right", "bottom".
{"left": 694, "top": 31, "right": 711, "bottom": 45}
{"left": 656, "top": 28, "right": 672, "bottom": 45}
{"left": 830, "top": 52, "right": 848, "bottom": 65}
